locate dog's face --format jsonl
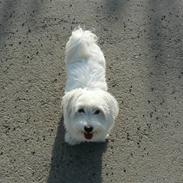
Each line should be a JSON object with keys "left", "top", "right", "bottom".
{"left": 63, "top": 89, "right": 119, "bottom": 142}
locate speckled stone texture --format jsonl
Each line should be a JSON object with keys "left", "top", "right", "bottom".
{"left": 0, "top": 0, "right": 183, "bottom": 183}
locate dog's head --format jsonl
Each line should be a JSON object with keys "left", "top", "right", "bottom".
{"left": 62, "top": 88, "right": 119, "bottom": 142}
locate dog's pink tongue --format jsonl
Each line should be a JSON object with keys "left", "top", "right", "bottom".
{"left": 84, "top": 133, "right": 93, "bottom": 140}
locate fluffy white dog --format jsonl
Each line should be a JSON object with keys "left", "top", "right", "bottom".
{"left": 62, "top": 28, "right": 119, "bottom": 145}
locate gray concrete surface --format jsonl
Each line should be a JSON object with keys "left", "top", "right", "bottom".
{"left": 0, "top": 0, "right": 183, "bottom": 182}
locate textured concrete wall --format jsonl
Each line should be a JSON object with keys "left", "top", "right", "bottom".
{"left": 0, "top": 0, "right": 183, "bottom": 182}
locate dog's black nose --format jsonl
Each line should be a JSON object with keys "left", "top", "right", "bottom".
{"left": 84, "top": 126, "right": 93, "bottom": 133}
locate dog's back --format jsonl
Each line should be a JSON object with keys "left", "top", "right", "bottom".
{"left": 64, "top": 28, "right": 107, "bottom": 92}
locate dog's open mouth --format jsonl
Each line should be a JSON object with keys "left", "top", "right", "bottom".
{"left": 84, "top": 132, "right": 93, "bottom": 140}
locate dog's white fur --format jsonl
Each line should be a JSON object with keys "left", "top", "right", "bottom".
{"left": 62, "top": 28, "right": 119, "bottom": 145}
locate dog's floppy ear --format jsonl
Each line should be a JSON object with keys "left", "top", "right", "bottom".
{"left": 62, "top": 89, "right": 83, "bottom": 117}
{"left": 106, "top": 93, "right": 119, "bottom": 120}
{"left": 100, "top": 91, "right": 119, "bottom": 122}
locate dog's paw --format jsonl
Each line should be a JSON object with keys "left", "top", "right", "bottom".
{"left": 65, "top": 132, "right": 80, "bottom": 145}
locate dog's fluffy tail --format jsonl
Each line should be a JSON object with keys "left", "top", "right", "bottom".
{"left": 65, "top": 27, "right": 98, "bottom": 63}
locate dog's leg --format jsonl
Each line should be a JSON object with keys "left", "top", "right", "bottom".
{"left": 65, "top": 132, "right": 80, "bottom": 145}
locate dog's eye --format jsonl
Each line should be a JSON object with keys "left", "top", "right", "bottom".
{"left": 78, "top": 108, "right": 85, "bottom": 113}
{"left": 94, "top": 109, "right": 101, "bottom": 115}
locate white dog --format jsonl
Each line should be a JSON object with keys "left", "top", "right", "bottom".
{"left": 62, "top": 28, "right": 119, "bottom": 145}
